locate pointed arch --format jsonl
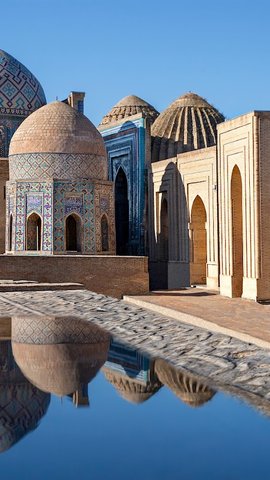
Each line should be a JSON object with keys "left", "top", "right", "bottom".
{"left": 26, "top": 213, "right": 42, "bottom": 251}
{"left": 231, "top": 165, "right": 243, "bottom": 297}
{"left": 65, "top": 214, "right": 82, "bottom": 252}
{"left": 190, "top": 195, "right": 207, "bottom": 284}
{"left": 115, "top": 167, "right": 129, "bottom": 255}
{"left": 101, "top": 214, "right": 109, "bottom": 252}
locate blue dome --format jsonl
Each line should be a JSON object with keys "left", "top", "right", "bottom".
{"left": 0, "top": 49, "right": 46, "bottom": 116}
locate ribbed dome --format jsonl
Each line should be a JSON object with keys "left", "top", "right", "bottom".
{"left": 99, "top": 95, "right": 159, "bottom": 126}
{"left": 0, "top": 49, "right": 46, "bottom": 116}
{"left": 151, "top": 92, "right": 224, "bottom": 161}
{"left": 155, "top": 359, "right": 215, "bottom": 407}
{"left": 9, "top": 101, "right": 108, "bottom": 181}
{"left": 103, "top": 369, "right": 161, "bottom": 404}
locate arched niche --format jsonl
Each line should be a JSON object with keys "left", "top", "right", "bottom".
{"left": 115, "top": 167, "right": 129, "bottom": 255}
{"left": 26, "top": 213, "right": 42, "bottom": 251}
{"left": 101, "top": 215, "right": 109, "bottom": 252}
{"left": 231, "top": 165, "right": 243, "bottom": 297}
{"left": 190, "top": 195, "right": 207, "bottom": 284}
{"left": 65, "top": 214, "right": 82, "bottom": 252}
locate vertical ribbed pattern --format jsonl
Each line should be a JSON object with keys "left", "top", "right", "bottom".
{"left": 151, "top": 92, "right": 224, "bottom": 162}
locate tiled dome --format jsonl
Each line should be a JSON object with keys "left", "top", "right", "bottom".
{"left": 9, "top": 101, "right": 108, "bottom": 181}
{"left": 151, "top": 92, "right": 225, "bottom": 162}
{"left": 99, "top": 95, "right": 159, "bottom": 126}
{"left": 0, "top": 49, "right": 46, "bottom": 116}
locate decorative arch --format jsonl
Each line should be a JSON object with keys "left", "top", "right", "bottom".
{"left": 26, "top": 212, "right": 42, "bottom": 251}
{"left": 115, "top": 167, "right": 129, "bottom": 255}
{"left": 101, "top": 214, "right": 109, "bottom": 252}
{"left": 160, "top": 196, "right": 168, "bottom": 261}
{"left": 190, "top": 195, "right": 207, "bottom": 284}
{"left": 65, "top": 213, "right": 82, "bottom": 252}
{"left": 231, "top": 165, "right": 243, "bottom": 297}
{"left": 8, "top": 214, "right": 13, "bottom": 251}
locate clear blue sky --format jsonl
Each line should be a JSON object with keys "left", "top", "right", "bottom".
{"left": 2, "top": 0, "right": 270, "bottom": 125}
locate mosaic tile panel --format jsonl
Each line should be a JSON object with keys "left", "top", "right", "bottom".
{"left": 9, "top": 153, "right": 108, "bottom": 181}
{"left": 0, "top": 49, "right": 46, "bottom": 116}
{"left": 94, "top": 183, "right": 115, "bottom": 253}
{"left": 0, "top": 116, "right": 24, "bottom": 157}
{"left": 53, "top": 181, "right": 95, "bottom": 253}
{"left": 12, "top": 182, "right": 53, "bottom": 252}
{"left": 101, "top": 117, "right": 146, "bottom": 255}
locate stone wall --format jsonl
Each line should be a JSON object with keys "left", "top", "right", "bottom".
{"left": 0, "top": 255, "right": 149, "bottom": 298}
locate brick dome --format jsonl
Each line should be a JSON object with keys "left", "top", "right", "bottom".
{"left": 99, "top": 94, "right": 159, "bottom": 126}
{"left": 151, "top": 92, "right": 225, "bottom": 162}
{"left": 9, "top": 101, "right": 108, "bottom": 181}
{"left": 102, "top": 369, "right": 162, "bottom": 404}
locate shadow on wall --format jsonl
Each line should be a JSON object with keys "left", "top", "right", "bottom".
{"left": 148, "top": 161, "right": 189, "bottom": 290}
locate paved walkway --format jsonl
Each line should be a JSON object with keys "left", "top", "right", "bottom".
{"left": 124, "top": 288, "right": 270, "bottom": 348}
{"left": 1, "top": 288, "right": 270, "bottom": 416}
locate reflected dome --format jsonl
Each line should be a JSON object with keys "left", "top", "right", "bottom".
{"left": 155, "top": 358, "right": 215, "bottom": 407}
{"left": 103, "top": 369, "right": 161, "bottom": 404}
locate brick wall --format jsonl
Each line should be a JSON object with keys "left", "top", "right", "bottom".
{"left": 0, "top": 255, "right": 149, "bottom": 298}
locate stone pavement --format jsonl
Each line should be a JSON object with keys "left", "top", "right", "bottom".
{"left": 124, "top": 288, "right": 270, "bottom": 348}
{"left": 0, "top": 288, "right": 270, "bottom": 416}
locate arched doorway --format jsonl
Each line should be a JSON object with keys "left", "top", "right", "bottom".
{"left": 101, "top": 215, "right": 109, "bottom": 252}
{"left": 26, "top": 213, "right": 42, "bottom": 251}
{"left": 8, "top": 214, "right": 13, "bottom": 251}
{"left": 66, "top": 214, "right": 81, "bottom": 252}
{"left": 115, "top": 168, "right": 129, "bottom": 255}
{"left": 160, "top": 197, "right": 168, "bottom": 261}
{"left": 190, "top": 196, "right": 207, "bottom": 284}
{"left": 231, "top": 165, "right": 243, "bottom": 297}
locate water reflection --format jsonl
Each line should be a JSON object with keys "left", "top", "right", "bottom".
{"left": 11, "top": 316, "right": 110, "bottom": 406}
{"left": 155, "top": 358, "right": 215, "bottom": 407}
{"left": 102, "top": 339, "right": 162, "bottom": 404}
{"left": 0, "top": 340, "right": 50, "bottom": 452}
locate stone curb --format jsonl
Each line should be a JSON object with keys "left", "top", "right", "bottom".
{"left": 123, "top": 295, "right": 270, "bottom": 351}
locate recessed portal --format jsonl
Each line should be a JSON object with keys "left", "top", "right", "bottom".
{"left": 231, "top": 165, "right": 243, "bottom": 297}
{"left": 115, "top": 168, "right": 129, "bottom": 255}
{"left": 66, "top": 214, "right": 81, "bottom": 252}
{"left": 190, "top": 196, "right": 207, "bottom": 284}
{"left": 26, "top": 213, "right": 42, "bottom": 251}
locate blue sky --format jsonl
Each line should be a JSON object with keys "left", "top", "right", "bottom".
{"left": 2, "top": 0, "right": 270, "bottom": 125}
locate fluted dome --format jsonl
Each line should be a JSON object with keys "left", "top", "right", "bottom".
{"left": 0, "top": 49, "right": 46, "bottom": 116}
{"left": 99, "top": 95, "right": 159, "bottom": 126}
{"left": 103, "top": 369, "right": 161, "bottom": 404}
{"left": 9, "top": 101, "right": 108, "bottom": 181}
{"left": 151, "top": 92, "right": 224, "bottom": 162}
{"left": 155, "top": 359, "right": 215, "bottom": 407}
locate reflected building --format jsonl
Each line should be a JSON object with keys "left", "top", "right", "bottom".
{"left": 0, "top": 339, "right": 50, "bottom": 452}
{"left": 155, "top": 358, "right": 215, "bottom": 407}
{"left": 11, "top": 316, "right": 110, "bottom": 407}
{"left": 102, "top": 339, "right": 162, "bottom": 404}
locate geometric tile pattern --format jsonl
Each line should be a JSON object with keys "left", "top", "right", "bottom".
{"left": 9, "top": 153, "right": 107, "bottom": 181}
{"left": 7, "top": 181, "right": 53, "bottom": 252}
{"left": 0, "top": 49, "right": 46, "bottom": 116}
{"left": 94, "top": 183, "right": 115, "bottom": 253}
{"left": 101, "top": 117, "right": 146, "bottom": 255}
{"left": 53, "top": 180, "right": 95, "bottom": 253}
{"left": 12, "top": 316, "right": 111, "bottom": 345}
{"left": 0, "top": 116, "right": 24, "bottom": 157}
